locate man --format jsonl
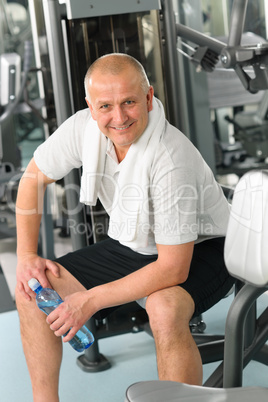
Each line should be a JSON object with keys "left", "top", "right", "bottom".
{"left": 15, "top": 53, "right": 235, "bottom": 401}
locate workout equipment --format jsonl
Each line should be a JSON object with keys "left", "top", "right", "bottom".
{"left": 176, "top": 0, "right": 268, "bottom": 176}
{"left": 176, "top": 0, "right": 268, "bottom": 93}
{"left": 125, "top": 169, "right": 268, "bottom": 401}
{"left": 0, "top": 2, "right": 56, "bottom": 308}
{"left": 125, "top": 382, "right": 268, "bottom": 402}
{"left": 41, "top": 0, "right": 168, "bottom": 373}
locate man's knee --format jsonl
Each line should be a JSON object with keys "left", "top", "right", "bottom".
{"left": 15, "top": 285, "right": 28, "bottom": 308}
{"left": 15, "top": 285, "right": 41, "bottom": 322}
{"left": 146, "top": 287, "right": 195, "bottom": 336}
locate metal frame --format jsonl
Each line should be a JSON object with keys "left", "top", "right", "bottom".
{"left": 201, "top": 282, "right": 268, "bottom": 388}
{"left": 42, "top": 0, "right": 88, "bottom": 251}
{"left": 59, "top": 0, "right": 161, "bottom": 20}
{"left": 172, "top": 0, "right": 216, "bottom": 171}
{"left": 176, "top": 0, "right": 268, "bottom": 93}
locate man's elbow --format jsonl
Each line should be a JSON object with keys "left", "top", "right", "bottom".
{"left": 173, "top": 268, "right": 189, "bottom": 285}
{"left": 156, "top": 241, "right": 194, "bottom": 286}
{"left": 160, "top": 262, "right": 190, "bottom": 287}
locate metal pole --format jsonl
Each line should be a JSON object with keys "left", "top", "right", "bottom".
{"left": 223, "top": 284, "right": 266, "bottom": 387}
{"left": 228, "top": 0, "right": 249, "bottom": 46}
{"left": 161, "top": 0, "right": 183, "bottom": 130}
{"left": 176, "top": 24, "right": 225, "bottom": 55}
{"left": 42, "top": 0, "right": 87, "bottom": 251}
{"left": 40, "top": 188, "right": 55, "bottom": 260}
{"left": 42, "top": 0, "right": 72, "bottom": 123}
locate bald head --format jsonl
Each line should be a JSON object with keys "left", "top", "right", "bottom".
{"left": 84, "top": 53, "right": 150, "bottom": 101}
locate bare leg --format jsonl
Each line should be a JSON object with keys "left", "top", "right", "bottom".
{"left": 146, "top": 286, "right": 203, "bottom": 385}
{"left": 15, "top": 265, "right": 86, "bottom": 402}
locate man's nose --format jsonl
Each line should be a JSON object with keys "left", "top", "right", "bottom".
{"left": 113, "top": 105, "right": 127, "bottom": 124}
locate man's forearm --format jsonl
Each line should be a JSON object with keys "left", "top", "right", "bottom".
{"left": 89, "top": 261, "right": 169, "bottom": 311}
{"left": 87, "top": 242, "right": 194, "bottom": 314}
{"left": 16, "top": 167, "right": 47, "bottom": 257}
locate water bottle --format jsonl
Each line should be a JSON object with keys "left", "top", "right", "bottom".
{"left": 28, "top": 278, "right": 94, "bottom": 352}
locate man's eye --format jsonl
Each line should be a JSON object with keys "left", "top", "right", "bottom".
{"left": 125, "top": 101, "right": 133, "bottom": 105}
{"left": 100, "top": 104, "right": 109, "bottom": 109}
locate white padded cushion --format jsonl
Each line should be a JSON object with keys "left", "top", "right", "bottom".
{"left": 224, "top": 170, "right": 268, "bottom": 286}
{"left": 125, "top": 381, "right": 268, "bottom": 402}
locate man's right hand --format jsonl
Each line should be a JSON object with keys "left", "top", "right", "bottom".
{"left": 16, "top": 254, "right": 60, "bottom": 301}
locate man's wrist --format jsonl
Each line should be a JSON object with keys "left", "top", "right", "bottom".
{"left": 17, "top": 250, "right": 38, "bottom": 259}
{"left": 85, "top": 286, "right": 104, "bottom": 315}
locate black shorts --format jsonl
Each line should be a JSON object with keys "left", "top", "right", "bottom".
{"left": 55, "top": 237, "right": 235, "bottom": 319}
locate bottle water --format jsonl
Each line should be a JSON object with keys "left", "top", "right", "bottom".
{"left": 28, "top": 278, "right": 94, "bottom": 352}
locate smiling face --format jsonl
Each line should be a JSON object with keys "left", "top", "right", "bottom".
{"left": 86, "top": 66, "right": 154, "bottom": 161}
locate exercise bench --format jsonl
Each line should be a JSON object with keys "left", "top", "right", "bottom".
{"left": 125, "top": 169, "right": 268, "bottom": 401}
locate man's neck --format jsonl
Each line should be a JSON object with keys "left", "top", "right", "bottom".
{"left": 114, "top": 145, "right": 131, "bottom": 163}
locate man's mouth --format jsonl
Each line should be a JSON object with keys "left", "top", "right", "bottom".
{"left": 111, "top": 122, "right": 134, "bottom": 131}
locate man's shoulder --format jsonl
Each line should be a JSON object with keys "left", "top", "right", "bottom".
{"left": 156, "top": 121, "right": 199, "bottom": 165}
{"left": 73, "top": 107, "right": 92, "bottom": 120}
{"left": 65, "top": 108, "right": 93, "bottom": 133}
{"left": 162, "top": 121, "right": 193, "bottom": 147}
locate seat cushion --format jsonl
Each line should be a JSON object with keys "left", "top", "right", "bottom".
{"left": 125, "top": 381, "right": 268, "bottom": 402}
{"left": 224, "top": 170, "right": 268, "bottom": 286}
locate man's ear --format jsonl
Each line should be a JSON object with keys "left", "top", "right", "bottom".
{"left": 147, "top": 86, "right": 154, "bottom": 112}
{"left": 85, "top": 98, "right": 96, "bottom": 120}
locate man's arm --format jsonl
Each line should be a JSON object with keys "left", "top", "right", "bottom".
{"left": 47, "top": 241, "right": 194, "bottom": 341}
{"left": 93, "top": 241, "right": 194, "bottom": 308}
{"left": 16, "top": 158, "right": 60, "bottom": 300}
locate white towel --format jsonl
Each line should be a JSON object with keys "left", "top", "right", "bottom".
{"left": 80, "top": 117, "right": 108, "bottom": 205}
{"left": 80, "top": 97, "right": 166, "bottom": 249}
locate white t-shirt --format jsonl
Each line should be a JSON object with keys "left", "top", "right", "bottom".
{"left": 34, "top": 107, "right": 230, "bottom": 255}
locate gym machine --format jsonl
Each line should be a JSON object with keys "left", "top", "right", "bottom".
{"left": 40, "top": 0, "right": 166, "bottom": 372}
{"left": 38, "top": 0, "right": 215, "bottom": 372}
{"left": 0, "top": 0, "right": 56, "bottom": 310}
{"left": 175, "top": 0, "right": 268, "bottom": 176}
{"left": 172, "top": 0, "right": 268, "bottom": 387}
